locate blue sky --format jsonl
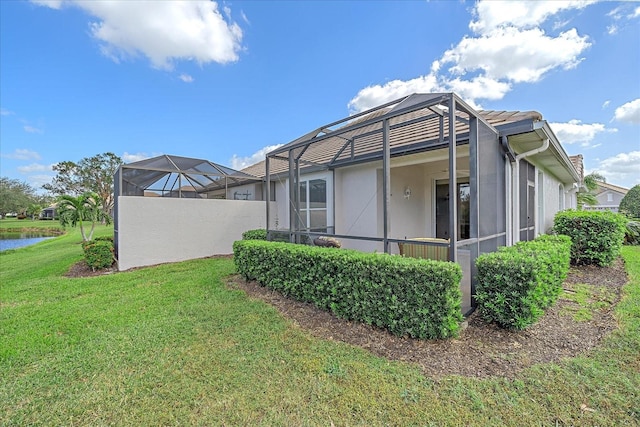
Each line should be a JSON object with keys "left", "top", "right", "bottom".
{"left": 1, "top": 0, "right": 639, "bottom": 191}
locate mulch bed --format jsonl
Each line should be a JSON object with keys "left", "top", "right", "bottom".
{"left": 226, "top": 258, "right": 628, "bottom": 379}
{"left": 66, "top": 256, "right": 629, "bottom": 379}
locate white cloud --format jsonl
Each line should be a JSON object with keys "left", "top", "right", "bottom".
{"left": 613, "top": 99, "right": 640, "bottom": 124}
{"left": 1, "top": 149, "right": 42, "bottom": 160}
{"left": 602, "top": 100, "right": 610, "bottom": 109}
{"left": 348, "top": 0, "right": 593, "bottom": 113}
{"left": 550, "top": 119, "right": 617, "bottom": 147}
{"left": 348, "top": 75, "right": 440, "bottom": 114}
{"left": 31, "top": 1, "right": 244, "bottom": 69}
{"left": 179, "top": 73, "right": 194, "bottom": 83}
{"left": 607, "top": 25, "right": 618, "bottom": 35}
{"left": 122, "top": 152, "right": 153, "bottom": 163}
{"left": 438, "top": 27, "right": 590, "bottom": 84}
{"left": 1, "top": 108, "right": 14, "bottom": 116}
{"left": 28, "top": 174, "right": 55, "bottom": 188}
{"left": 17, "top": 163, "right": 53, "bottom": 173}
{"left": 230, "top": 144, "right": 284, "bottom": 170}
{"left": 30, "top": 0, "right": 62, "bottom": 9}
{"left": 591, "top": 151, "right": 640, "bottom": 188}
{"left": 633, "top": 6, "right": 640, "bottom": 19}
{"left": 470, "top": 1, "right": 594, "bottom": 34}
{"left": 23, "top": 125, "right": 43, "bottom": 134}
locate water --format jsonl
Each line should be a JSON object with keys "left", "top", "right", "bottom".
{"left": 0, "top": 232, "right": 56, "bottom": 251}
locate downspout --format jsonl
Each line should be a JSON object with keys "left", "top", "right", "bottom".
{"left": 501, "top": 136, "right": 515, "bottom": 246}
{"left": 508, "top": 136, "right": 550, "bottom": 243}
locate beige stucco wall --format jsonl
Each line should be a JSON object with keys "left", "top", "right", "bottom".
{"left": 116, "top": 196, "right": 274, "bottom": 271}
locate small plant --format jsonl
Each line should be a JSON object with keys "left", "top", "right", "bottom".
{"left": 82, "top": 240, "right": 114, "bottom": 270}
{"left": 624, "top": 219, "right": 640, "bottom": 245}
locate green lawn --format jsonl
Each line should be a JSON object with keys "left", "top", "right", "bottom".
{"left": 1, "top": 226, "right": 639, "bottom": 425}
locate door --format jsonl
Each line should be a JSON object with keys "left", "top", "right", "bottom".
{"left": 435, "top": 180, "right": 470, "bottom": 240}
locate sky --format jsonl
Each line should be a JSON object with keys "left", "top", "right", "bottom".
{"left": 1, "top": 0, "right": 639, "bottom": 191}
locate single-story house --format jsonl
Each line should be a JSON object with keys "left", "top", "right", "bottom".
{"left": 583, "top": 181, "right": 629, "bottom": 212}
{"left": 40, "top": 204, "right": 57, "bottom": 220}
{"left": 232, "top": 92, "right": 581, "bottom": 312}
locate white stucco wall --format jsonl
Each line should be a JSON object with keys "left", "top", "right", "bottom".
{"left": 116, "top": 196, "right": 274, "bottom": 271}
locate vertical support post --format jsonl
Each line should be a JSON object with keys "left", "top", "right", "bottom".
{"left": 265, "top": 156, "right": 271, "bottom": 234}
{"left": 295, "top": 160, "right": 301, "bottom": 243}
{"left": 382, "top": 118, "right": 391, "bottom": 254}
{"left": 288, "top": 151, "right": 296, "bottom": 243}
{"left": 469, "top": 115, "right": 479, "bottom": 241}
{"left": 448, "top": 96, "right": 458, "bottom": 262}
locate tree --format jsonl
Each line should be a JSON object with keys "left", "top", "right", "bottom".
{"left": 42, "top": 152, "right": 123, "bottom": 220}
{"left": 577, "top": 172, "right": 607, "bottom": 209}
{"left": 57, "top": 193, "right": 110, "bottom": 241}
{"left": 26, "top": 204, "right": 43, "bottom": 220}
{"left": 619, "top": 185, "right": 640, "bottom": 218}
{"left": 0, "top": 177, "right": 38, "bottom": 219}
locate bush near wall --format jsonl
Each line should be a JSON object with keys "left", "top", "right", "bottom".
{"left": 82, "top": 240, "right": 115, "bottom": 270}
{"left": 233, "top": 240, "right": 463, "bottom": 339}
{"left": 475, "top": 234, "right": 571, "bottom": 330}
{"left": 553, "top": 210, "right": 627, "bottom": 266}
{"left": 241, "top": 229, "right": 267, "bottom": 241}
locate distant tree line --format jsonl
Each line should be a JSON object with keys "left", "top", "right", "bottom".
{"left": 1, "top": 152, "right": 123, "bottom": 228}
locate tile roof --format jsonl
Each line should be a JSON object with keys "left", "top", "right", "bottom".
{"left": 241, "top": 108, "right": 543, "bottom": 179}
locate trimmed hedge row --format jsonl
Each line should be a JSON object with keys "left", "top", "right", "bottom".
{"left": 553, "top": 210, "right": 627, "bottom": 266}
{"left": 475, "top": 234, "right": 571, "bottom": 330}
{"left": 82, "top": 239, "right": 115, "bottom": 270}
{"left": 233, "top": 240, "right": 463, "bottom": 339}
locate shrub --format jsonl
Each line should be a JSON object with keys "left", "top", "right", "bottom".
{"left": 624, "top": 220, "right": 640, "bottom": 245}
{"left": 93, "top": 235, "right": 114, "bottom": 243}
{"left": 233, "top": 240, "right": 463, "bottom": 339}
{"left": 241, "top": 229, "right": 267, "bottom": 240}
{"left": 82, "top": 240, "right": 114, "bottom": 270}
{"left": 475, "top": 234, "right": 571, "bottom": 330}
{"left": 619, "top": 184, "right": 640, "bottom": 218}
{"left": 553, "top": 210, "right": 627, "bottom": 266}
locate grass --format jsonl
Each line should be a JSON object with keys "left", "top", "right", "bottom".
{"left": 562, "top": 282, "right": 617, "bottom": 321}
{"left": 1, "top": 226, "right": 639, "bottom": 425}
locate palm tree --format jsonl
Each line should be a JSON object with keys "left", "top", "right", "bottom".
{"left": 57, "top": 193, "right": 109, "bottom": 241}
{"left": 577, "top": 172, "right": 607, "bottom": 209}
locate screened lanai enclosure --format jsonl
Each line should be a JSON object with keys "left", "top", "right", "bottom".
{"left": 262, "top": 93, "right": 518, "bottom": 313}
{"left": 114, "top": 155, "right": 271, "bottom": 271}
{"left": 115, "top": 154, "right": 262, "bottom": 199}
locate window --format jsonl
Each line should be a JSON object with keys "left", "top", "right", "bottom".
{"left": 607, "top": 193, "right": 613, "bottom": 202}
{"left": 558, "top": 185, "right": 565, "bottom": 210}
{"left": 299, "top": 178, "right": 327, "bottom": 231}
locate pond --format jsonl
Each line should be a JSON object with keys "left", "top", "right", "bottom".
{"left": 0, "top": 232, "right": 57, "bottom": 252}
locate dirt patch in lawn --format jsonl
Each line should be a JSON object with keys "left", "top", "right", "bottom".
{"left": 226, "top": 258, "right": 628, "bottom": 379}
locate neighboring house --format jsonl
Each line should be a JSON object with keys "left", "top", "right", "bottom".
{"left": 584, "top": 181, "right": 629, "bottom": 212}
{"left": 40, "top": 205, "right": 57, "bottom": 220}
{"left": 233, "top": 93, "right": 581, "bottom": 312}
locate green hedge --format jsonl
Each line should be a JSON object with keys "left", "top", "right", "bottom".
{"left": 233, "top": 240, "right": 463, "bottom": 339}
{"left": 553, "top": 210, "right": 627, "bottom": 266}
{"left": 241, "top": 229, "right": 267, "bottom": 240}
{"left": 82, "top": 240, "right": 114, "bottom": 270}
{"left": 475, "top": 234, "right": 571, "bottom": 330}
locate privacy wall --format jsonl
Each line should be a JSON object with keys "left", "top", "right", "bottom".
{"left": 116, "top": 196, "right": 273, "bottom": 271}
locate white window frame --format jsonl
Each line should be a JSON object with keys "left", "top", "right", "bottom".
{"left": 289, "top": 171, "right": 334, "bottom": 232}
